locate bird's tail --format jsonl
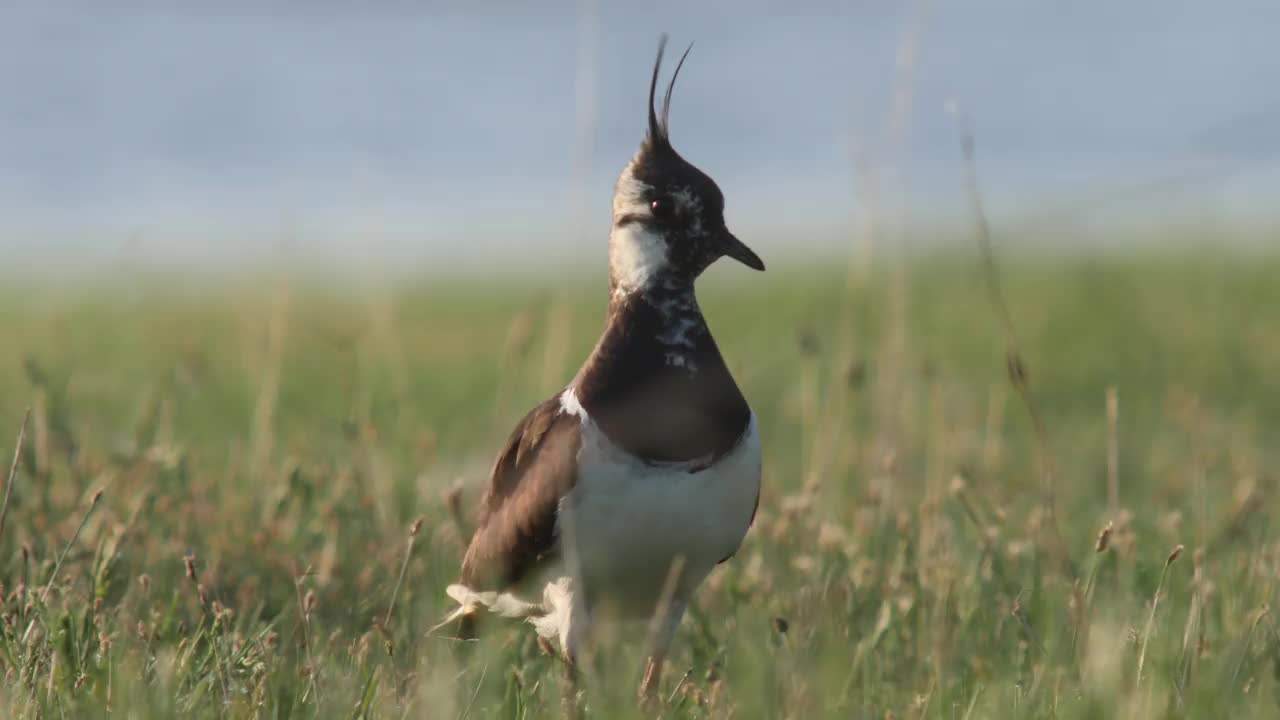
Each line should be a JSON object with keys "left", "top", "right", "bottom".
{"left": 427, "top": 585, "right": 487, "bottom": 639}
{"left": 429, "top": 589, "right": 483, "bottom": 666}
{"left": 433, "top": 582, "right": 566, "bottom": 640}
{"left": 457, "top": 612, "right": 477, "bottom": 641}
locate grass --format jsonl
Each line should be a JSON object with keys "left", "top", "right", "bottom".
{"left": 1, "top": 245, "right": 1279, "bottom": 718}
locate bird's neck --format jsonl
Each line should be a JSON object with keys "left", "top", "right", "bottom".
{"left": 608, "top": 278, "right": 708, "bottom": 353}
{"left": 572, "top": 275, "right": 750, "bottom": 464}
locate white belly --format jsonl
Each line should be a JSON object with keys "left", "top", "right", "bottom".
{"left": 560, "top": 408, "right": 762, "bottom": 618}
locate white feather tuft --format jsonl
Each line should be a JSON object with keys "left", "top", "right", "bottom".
{"left": 528, "top": 577, "right": 575, "bottom": 640}
{"left": 609, "top": 223, "right": 668, "bottom": 294}
{"left": 438, "top": 579, "right": 578, "bottom": 644}
{"left": 559, "top": 387, "right": 586, "bottom": 417}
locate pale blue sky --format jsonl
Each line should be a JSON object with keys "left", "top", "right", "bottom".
{"left": 3, "top": 1, "right": 1278, "bottom": 273}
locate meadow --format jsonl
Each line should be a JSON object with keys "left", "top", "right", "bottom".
{"left": 1, "top": 243, "right": 1279, "bottom": 718}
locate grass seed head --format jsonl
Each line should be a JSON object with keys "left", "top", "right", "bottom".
{"left": 1096, "top": 522, "right": 1113, "bottom": 553}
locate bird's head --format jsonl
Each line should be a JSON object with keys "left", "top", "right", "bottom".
{"left": 609, "top": 36, "right": 764, "bottom": 296}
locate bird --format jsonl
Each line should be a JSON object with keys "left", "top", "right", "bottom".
{"left": 440, "top": 35, "right": 765, "bottom": 701}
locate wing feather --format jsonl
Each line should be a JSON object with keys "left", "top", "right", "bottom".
{"left": 460, "top": 396, "right": 580, "bottom": 589}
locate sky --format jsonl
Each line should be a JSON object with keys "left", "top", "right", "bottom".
{"left": 2, "top": 1, "right": 1278, "bottom": 275}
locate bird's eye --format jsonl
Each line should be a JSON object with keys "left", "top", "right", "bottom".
{"left": 650, "top": 198, "right": 673, "bottom": 220}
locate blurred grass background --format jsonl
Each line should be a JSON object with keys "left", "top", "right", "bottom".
{"left": 6, "top": 3, "right": 1280, "bottom": 717}
{"left": 2, "top": 241, "right": 1279, "bottom": 717}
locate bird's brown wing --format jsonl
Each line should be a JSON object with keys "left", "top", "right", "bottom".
{"left": 460, "top": 395, "right": 581, "bottom": 589}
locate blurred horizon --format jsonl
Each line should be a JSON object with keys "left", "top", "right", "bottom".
{"left": 4, "top": 1, "right": 1279, "bottom": 276}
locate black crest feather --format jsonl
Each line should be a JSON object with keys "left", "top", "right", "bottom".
{"left": 647, "top": 34, "right": 694, "bottom": 146}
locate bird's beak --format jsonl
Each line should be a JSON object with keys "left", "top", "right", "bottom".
{"left": 720, "top": 229, "right": 765, "bottom": 271}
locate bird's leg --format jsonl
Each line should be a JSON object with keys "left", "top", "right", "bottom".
{"left": 560, "top": 591, "right": 590, "bottom": 719}
{"left": 639, "top": 597, "right": 688, "bottom": 704}
{"left": 561, "top": 655, "right": 583, "bottom": 720}
{"left": 641, "top": 556, "right": 689, "bottom": 704}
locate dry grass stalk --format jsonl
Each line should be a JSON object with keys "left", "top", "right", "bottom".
{"left": 1083, "top": 522, "right": 1113, "bottom": 609}
{"left": 17, "top": 488, "right": 106, "bottom": 646}
{"left": 493, "top": 309, "right": 537, "bottom": 429}
{"left": 1095, "top": 523, "right": 1113, "bottom": 554}
{"left": 956, "top": 112, "right": 1074, "bottom": 578}
{"left": 384, "top": 516, "right": 426, "bottom": 627}
{"left": 1137, "top": 544, "right": 1184, "bottom": 688}
{"left": 1177, "top": 547, "right": 1206, "bottom": 698}
{"left": 1074, "top": 522, "right": 1114, "bottom": 675}
{"left": 540, "top": 299, "right": 573, "bottom": 396}
{"left": 39, "top": 488, "right": 104, "bottom": 603}
{"left": 33, "top": 390, "right": 49, "bottom": 478}
{"left": 981, "top": 383, "right": 1008, "bottom": 472}
{"left": 445, "top": 481, "right": 470, "bottom": 542}
{"left": 249, "top": 284, "right": 290, "bottom": 483}
{"left": 846, "top": 0, "right": 932, "bottom": 515}
{"left": 0, "top": 408, "right": 32, "bottom": 541}
{"left": 1106, "top": 387, "right": 1120, "bottom": 516}
{"left": 293, "top": 565, "right": 322, "bottom": 703}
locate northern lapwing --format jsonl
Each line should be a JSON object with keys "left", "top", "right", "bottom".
{"left": 442, "top": 35, "right": 764, "bottom": 701}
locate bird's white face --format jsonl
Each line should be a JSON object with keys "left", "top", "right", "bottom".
{"left": 608, "top": 157, "right": 728, "bottom": 296}
{"left": 609, "top": 163, "right": 671, "bottom": 295}
{"left": 609, "top": 221, "right": 669, "bottom": 296}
